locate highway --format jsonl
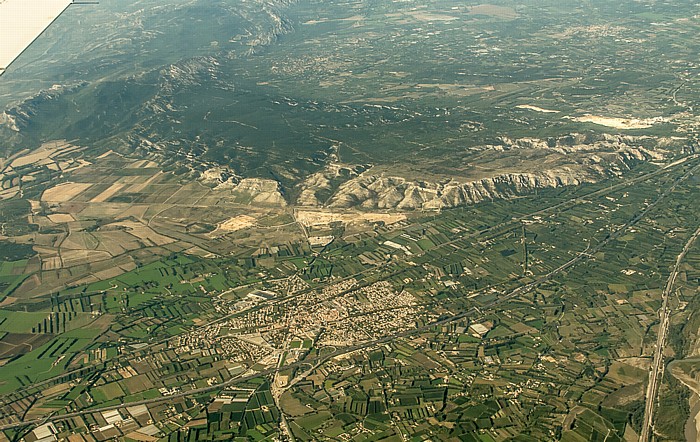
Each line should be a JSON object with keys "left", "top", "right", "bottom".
{"left": 639, "top": 225, "right": 700, "bottom": 442}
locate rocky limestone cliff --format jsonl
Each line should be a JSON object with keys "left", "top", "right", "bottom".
{"left": 231, "top": 178, "right": 286, "bottom": 206}
{"left": 296, "top": 163, "right": 369, "bottom": 206}
{"left": 0, "top": 82, "right": 88, "bottom": 153}
{"left": 326, "top": 168, "right": 595, "bottom": 210}
{"left": 488, "top": 133, "right": 666, "bottom": 160}
{"left": 295, "top": 134, "right": 675, "bottom": 211}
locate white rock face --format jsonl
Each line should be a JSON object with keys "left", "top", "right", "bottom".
{"left": 295, "top": 164, "right": 368, "bottom": 207}
{"left": 325, "top": 168, "right": 590, "bottom": 210}
{"left": 296, "top": 172, "right": 332, "bottom": 206}
{"left": 231, "top": 178, "right": 287, "bottom": 206}
{"left": 295, "top": 134, "right": 673, "bottom": 211}
{"left": 0, "top": 112, "right": 19, "bottom": 132}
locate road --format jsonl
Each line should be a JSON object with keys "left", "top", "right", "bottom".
{"left": 639, "top": 225, "right": 700, "bottom": 442}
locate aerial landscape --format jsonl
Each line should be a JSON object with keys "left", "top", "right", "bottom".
{"left": 0, "top": 0, "right": 699, "bottom": 441}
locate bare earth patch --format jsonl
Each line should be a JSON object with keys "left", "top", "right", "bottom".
{"left": 8, "top": 141, "right": 80, "bottom": 168}
{"left": 107, "top": 221, "right": 175, "bottom": 246}
{"left": 408, "top": 11, "right": 458, "bottom": 22}
{"left": 218, "top": 215, "right": 257, "bottom": 232}
{"left": 468, "top": 4, "right": 519, "bottom": 19}
{"left": 42, "top": 182, "right": 93, "bottom": 203}
{"left": 516, "top": 104, "right": 560, "bottom": 113}
{"left": 567, "top": 114, "right": 666, "bottom": 129}
{"left": 295, "top": 209, "right": 406, "bottom": 227}
{"left": 90, "top": 183, "right": 126, "bottom": 203}
{"left": 0, "top": 297, "right": 17, "bottom": 308}
{"left": 46, "top": 213, "right": 75, "bottom": 224}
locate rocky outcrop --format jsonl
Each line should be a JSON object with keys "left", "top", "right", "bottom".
{"left": 231, "top": 178, "right": 286, "bottom": 207}
{"left": 325, "top": 168, "right": 594, "bottom": 210}
{"left": 0, "top": 82, "right": 87, "bottom": 141}
{"left": 487, "top": 133, "right": 666, "bottom": 160}
{"left": 296, "top": 134, "right": 674, "bottom": 211}
{"left": 296, "top": 163, "right": 369, "bottom": 206}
